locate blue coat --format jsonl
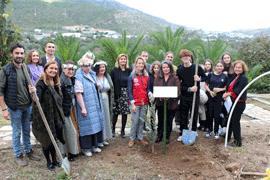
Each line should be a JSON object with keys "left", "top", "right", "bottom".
{"left": 75, "top": 69, "right": 104, "bottom": 136}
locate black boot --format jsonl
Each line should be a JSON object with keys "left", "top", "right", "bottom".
{"left": 112, "top": 114, "right": 118, "bottom": 137}
{"left": 43, "top": 147, "right": 55, "bottom": 171}
{"left": 50, "top": 145, "right": 61, "bottom": 167}
{"left": 68, "top": 153, "right": 75, "bottom": 162}
{"left": 121, "top": 115, "right": 127, "bottom": 138}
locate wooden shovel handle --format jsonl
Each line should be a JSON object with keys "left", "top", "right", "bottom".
{"left": 189, "top": 59, "right": 199, "bottom": 131}
{"left": 22, "top": 63, "right": 63, "bottom": 160}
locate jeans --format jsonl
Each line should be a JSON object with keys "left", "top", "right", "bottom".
{"left": 129, "top": 105, "right": 148, "bottom": 141}
{"left": 8, "top": 106, "right": 32, "bottom": 157}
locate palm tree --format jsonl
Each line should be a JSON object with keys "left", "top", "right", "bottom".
{"left": 97, "top": 30, "right": 144, "bottom": 70}
{"left": 191, "top": 37, "right": 228, "bottom": 64}
{"left": 55, "top": 33, "right": 81, "bottom": 63}
{"left": 150, "top": 26, "right": 184, "bottom": 63}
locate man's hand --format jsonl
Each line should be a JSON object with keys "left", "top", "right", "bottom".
{"left": 3, "top": 110, "right": 10, "bottom": 120}
{"left": 190, "top": 86, "right": 198, "bottom": 92}
{"left": 194, "top": 75, "right": 200, "bottom": 82}
{"left": 131, "top": 104, "right": 137, "bottom": 113}
{"left": 28, "top": 85, "right": 36, "bottom": 94}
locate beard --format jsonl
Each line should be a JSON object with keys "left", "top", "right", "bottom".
{"left": 13, "top": 56, "right": 23, "bottom": 64}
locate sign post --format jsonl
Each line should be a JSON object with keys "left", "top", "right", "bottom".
{"left": 154, "top": 86, "right": 178, "bottom": 155}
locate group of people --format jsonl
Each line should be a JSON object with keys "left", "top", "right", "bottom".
{"left": 0, "top": 41, "right": 248, "bottom": 170}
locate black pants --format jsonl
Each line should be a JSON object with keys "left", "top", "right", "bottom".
{"left": 156, "top": 103, "right": 176, "bottom": 140}
{"left": 228, "top": 102, "right": 246, "bottom": 146}
{"left": 179, "top": 96, "right": 199, "bottom": 135}
{"left": 205, "top": 93, "right": 223, "bottom": 133}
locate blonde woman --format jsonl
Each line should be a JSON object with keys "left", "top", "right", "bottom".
{"left": 110, "top": 54, "right": 131, "bottom": 138}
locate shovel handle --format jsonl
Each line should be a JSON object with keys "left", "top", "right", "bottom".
{"left": 22, "top": 64, "right": 64, "bottom": 160}
{"left": 188, "top": 59, "right": 199, "bottom": 131}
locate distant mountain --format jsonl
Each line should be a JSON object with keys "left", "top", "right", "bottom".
{"left": 8, "top": 0, "right": 180, "bottom": 34}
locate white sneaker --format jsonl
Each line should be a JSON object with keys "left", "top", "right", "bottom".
{"left": 195, "top": 132, "right": 198, "bottom": 137}
{"left": 82, "top": 150, "right": 92, "bottom": 157}
{"left": 177, "top": 136, "right": 182, "bottom": 142}
{"left": 103, "top": 141, "right": 109, "bottom": 146}
{"left": 92, "top": 147, "right": 102, "bottom": 153}
{"left": 206, "top": 132, "right": 213, "bottom": 138}
{"left": 214, "top": 133, "right": 219, "bottom": 140}
{"left": 98, "top": 143, "right": 104, "bottom": 147}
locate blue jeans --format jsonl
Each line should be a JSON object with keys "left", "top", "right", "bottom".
{"left": 8, "top": 106, "right": 32, "bottom": 157}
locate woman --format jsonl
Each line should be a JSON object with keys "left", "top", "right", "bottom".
{"left": 75, "top": 58, "right": 105, "bottom": 156}
{"left": 223, "top": 60, "right": 248, "bottom": 147}
{"left": 110, "top": 54, "right": 131, "bottom": 138}
{"left": 221, "top": 52, "right": 234, "bottom": 80}
{"left": 93, "top": 60, "right": 114, "bottom": 146}
{"left": 203, "top": 59, "right": 214, "bottom": 75}
{"left": 26, "top": 50, "right": 43, "bottom": 86}
{"left": 154, "top": 60, "right": 180, "bottom": 144}
{"left": 148, "top": 61, "right": 161, "bottom": 130}
{"left": 58, "top": 60, "right": 79, "bottom": 161}
{"left": 205, "top": 60, "right": 228, "bottom": 140}
{"left": 197, "top": 59, "right": 213, "bottom": 131}
{"left": 31, "top": 61, "right": 65, "bottom": 170}
{"left": 128, "top": 56, "right": 152, "bottom": 147}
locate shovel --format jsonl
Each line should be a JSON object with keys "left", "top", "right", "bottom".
{"left": 22, "top": 63, "right": 71, "bottom": 175}
{"left": 182, "top": 59, "right": 198, "bottom": 146}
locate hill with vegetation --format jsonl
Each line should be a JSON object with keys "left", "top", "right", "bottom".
{"left": 8, "top": 0, "right": 178, "bottom": 34}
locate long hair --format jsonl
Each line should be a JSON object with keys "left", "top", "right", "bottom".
{"left": 131, "top": 56, "right": 148, "bottom": 76}
{"left": 36, "top": 61, "right": 61, "bottom": 87}
{"left": 93, "top": 60, "right": 108, "bottom": 77}
{"left": 221, "top": 52, "right": 234, "bottom": 74}
{"left": 149, "top": 61, "right": 161, "bottom": 74}
{"left": 25, "top": 49, "right": 42, "bottom": 64}
{"left": 115, "top": 54, "right": 129, "bottom": 69}
{"left": 159, "top": 60, "right": 175, "bottom": 77}
{"left": 203, "top": 59, "right": 214, "bottom": 73}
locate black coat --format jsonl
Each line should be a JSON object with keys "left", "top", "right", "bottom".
{"left": 60, "top": 73, "right": 75, "bottom": 116}
{"left": 226, "top": 73, "right": 248, "bottom": 102}
{"left": 40, "top": 56, "right": 63, "bottom": 76}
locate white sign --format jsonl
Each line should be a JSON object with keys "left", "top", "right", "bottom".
{"left": 153, "top": 86, "right": 178, "bottom": 98}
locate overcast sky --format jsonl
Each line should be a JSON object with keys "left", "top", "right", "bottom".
{"left": 115, "top": 0, "right": 270, "bottom": 32}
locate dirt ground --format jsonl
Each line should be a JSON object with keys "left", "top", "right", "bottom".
{"left": 0, "top": 99, "right": 270, "bottom": 179}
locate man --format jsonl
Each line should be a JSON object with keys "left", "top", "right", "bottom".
{"left": 176, "top": 49, "right": 206, "bottom": 142}
{"left": 130, "top": 51, "right": 151, "bottom": 72}
{"left": 164, "top": 51, "right": 178, "bottom": 72}
{"left": 41, "top": 42, "right": 63, "bottom": 75}
{"left": 0, "top": 42, "right": 40, "bottom": 166}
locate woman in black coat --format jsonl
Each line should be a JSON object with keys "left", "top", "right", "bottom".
{"left": 223, "top": 60, "right": 249, "bottom": 147}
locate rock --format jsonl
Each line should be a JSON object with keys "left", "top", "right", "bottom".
{"left": 225, "top": 162, "right": 240, "bottom": 175}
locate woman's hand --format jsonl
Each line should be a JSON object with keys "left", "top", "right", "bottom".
{"left": 223, "top": 92, "right": 230, "bottom": 101}
{"left": 97, "top": 82, "right": 102, "bottom": 88}
{"left": 81, "top": 108, "right": 87, "bottom": 117}
{"left": 213, "top": 88, "right": 222, "bottom": 93}
{"left": 209, "top": 91, "right": 215, "bottom": 98}
{"left": 28, "top": 85, "right": 36, "bottom": 94}
{"left": 131, "top": 104, "right": 137, "bottom": 113}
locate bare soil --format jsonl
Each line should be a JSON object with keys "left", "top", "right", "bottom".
{"left": 0, "top": 99, "right": 270, "bottom": 179}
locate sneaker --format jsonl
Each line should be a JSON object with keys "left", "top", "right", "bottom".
{"left": 128, "top": 140, "right": 134, "bottom": 148}
{"left": 92, "top": 147, "right": 102, "bottom": 153}
{"left": 98, "top": 143, "right": 104, "bottom": 147}
{"left": 103, "top": 141, "right": 109, "bottom": 146}
{"left": 139, "top": 139, "right": 149, "bottom": 145}
{"left": 195, "top": 132, "right": 199, "bottom": 137}
{"left": 82, "top": 150, "right": 92, "bottom": 157}
{"left": 214, "top": 133, "right": 219, "bottom": 140}
{"left": 121, "top": 131, "right": 126, "bottom": 138}
{"left": 177, "top": 136, "right": 182, "bottom": 142}
{"left": 15, "top": 154, "right": 28, "bottom": 166}
{"left": 26, "top": 149, "right": 41, "bottom": 161}
{"left": 205, "top": 132, "right": 213, "bottom": 138}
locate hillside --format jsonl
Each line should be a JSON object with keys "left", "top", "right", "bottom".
{"left": 8, "top": 0, "right": 178, "bottom": 34}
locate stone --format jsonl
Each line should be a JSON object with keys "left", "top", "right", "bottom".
{"left": 225, "top": 162, "right": 240, "bottom": 175}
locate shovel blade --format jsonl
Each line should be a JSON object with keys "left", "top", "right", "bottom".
{"left": 61, "top": 157, "right": 71, "bottom": 176}
{"left": 182, "top": 129, "right": 196, "bottom": 145}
